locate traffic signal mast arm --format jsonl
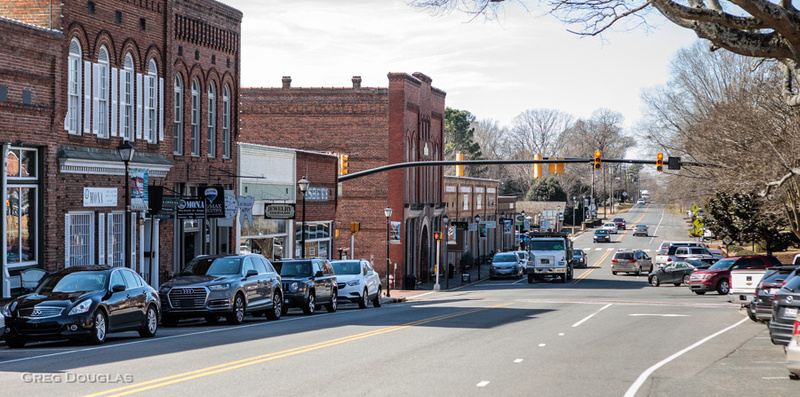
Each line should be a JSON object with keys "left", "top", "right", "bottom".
{"left": 338, "top": 157, "right": 721, "bottom": 181}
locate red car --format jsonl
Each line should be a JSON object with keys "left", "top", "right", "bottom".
{"left": 613, "top": 217, "right": 626, "bottom": 230}
{"left": 688, "top": 255, "right": 780, "bottom": 295}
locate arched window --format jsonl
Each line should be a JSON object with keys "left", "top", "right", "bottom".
{"left": 67, "top": 39, "right": 82, "bottom": 135}
{"left": 222, "top": 84, "right": 231, "bottom": 159}
{"left": 207, "top": 82, "right": 216, "bottom": 157}
{"left": 191, "top": 78, "right": 200, "bottom": 156}
{"left": 121, "top": 54, "right": 134, "bottom": 141}
{"left": 173, "top": 75, "right": 184, "bottom": 155}
{"left": 95, "top": 46, "right": 110, "bottom": 138}
{"left": 145, "top": 59, "right": 158, "bottom": 143}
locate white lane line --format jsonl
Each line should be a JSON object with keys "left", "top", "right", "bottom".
{"left": 512, "top": 278, "right": 526, "bottom": 284}
{"left": 538, "top": 343, "right": 546, "bottom": 347}
{"left": 558, "top": 333, "right": 565, "bottom": 336}
{"left": 629, "top": 314, "right": 690, "bottom": 317}
{"left": 762, "top": 377, "right": 789, "bottom": 380}
{"left": 595, "top": 248, "right": 603, "bottom": 251}
{"left": 624, "top": 318, "right": 748, "bottom": 397}
{"left": 649, "top": 208, "right": 665, "bottom": 244}
{"left": 572, "top": 303, "right": 612, "bottom": 327}
{"left": 477, "top": 381, "right": 490, "bottom": 387}
{"left": 514, "top": 359, "right": 524, "bottom": 363}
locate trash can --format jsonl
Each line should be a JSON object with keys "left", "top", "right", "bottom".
{"left": 405, "top": 274, "right": 416, "bottom": 290}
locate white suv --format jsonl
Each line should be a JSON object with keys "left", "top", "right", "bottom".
{"left": 331, "top": 259, "right": 382, "bottom": 309}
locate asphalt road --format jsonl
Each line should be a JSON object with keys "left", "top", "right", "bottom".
{"left": 0, "top": 203, "right": 795, "bottom": 396}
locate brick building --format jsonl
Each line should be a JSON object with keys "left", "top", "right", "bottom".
{"left": 240, "top": 73, "right": 447, "bottom": 289}
{"left": 0, "top": 0, "right": 241, "bottom": 297}
{"left": 442, "top": 176, "right": 501, "bottom": 269}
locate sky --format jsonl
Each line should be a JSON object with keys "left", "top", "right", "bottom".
{"left": 227, "top": 0, "right": 699, "bottom": 135}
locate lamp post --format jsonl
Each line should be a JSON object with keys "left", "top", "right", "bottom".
{"left": 117, "top": 142, "right": 136, "bottom": 269}
{"left": 519, "top": 210, "right": 526, "bottom": 250}
{"left": 475, "top": 214, "right": 481, "bottom": 281}
{"left": 384, "top": 206, "right": 393, "bottom": 297}
{"left": 556, "top": 206, "right": 561, "bottom": 232}
{"left": 499, "top": 212, "right": 505, "bottom": 253}
{"left": 442, "top": 213, "right": 450, "bottom": 290}
{"left": 297, "top": 177, "right": 309, "bottom": 259}
{"left": 572, "top": 197, "right": 577, "bottom": 233}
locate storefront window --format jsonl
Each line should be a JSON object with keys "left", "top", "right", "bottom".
{"left": 240, "top": 218, "right": 288, "bottom": 261}
{"left": 6, "top": 148, "right": 38, "bottom": 268}
{"left": 294, "top": 222, "right": 332, "bottom": 259}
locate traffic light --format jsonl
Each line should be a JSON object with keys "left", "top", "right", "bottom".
{"left": 456, "top": 152, "right": 464, "bottom": 177}
{"left": 547, "top": 158, "right": 565, "bottom": 174}
{"left": 594, "top": 150, "right": 601, "bottom": 169}
{"left": 533, "top": 154, "right": 542, "bottom": 178}
{"left": 350, "top": 222, "right": 360, "bottom": 233}
{"left": 433, "top": 232, "right": 441, "bottom": 241}
{"left": 656, "top": 153, "right": 664, "bottom": 172}
{"left": 339, "top": 154, "right": 349, "bottom": 175}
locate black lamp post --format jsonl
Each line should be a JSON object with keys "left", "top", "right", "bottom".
{"left": 475, "top": 214, "right": 481, "bottom": 280}
{"left": 442, "top": 213, "right": 449, "bottom": 290}
{"left": 298, "top": 177, "right": 309, "bottom": 259}
{"left": 384, "top": 206, "right": 393, "bottom": 297}
{"left": 117, "top": 142, "right": 136, "bottom": 269}
{"left": 519, "top": 210, "right": 526, "bottom": 250}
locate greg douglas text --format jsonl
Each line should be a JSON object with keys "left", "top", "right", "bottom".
{"left": 21, "top": 372, "right": 134, "bottom": 383}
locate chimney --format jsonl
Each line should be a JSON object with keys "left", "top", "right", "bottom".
{"left": 352, "top": 76, "right": 362, "bottom": 89}
{"left": 282, "top": 76, "right": 292, "bottom": 89}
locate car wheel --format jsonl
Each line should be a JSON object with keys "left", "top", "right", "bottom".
{"left": 682, "top": 275, "right": 690, "bottom": 285}
{"left": 650, "top": 276, "right": 660, "bottom": 287}
{"left": 717, "top": 279, "right": 730, "bottom": 295}
{"left": 790, "top": 372, "right": 800, "bottom": 381}
{"left": 226, "top": 294, "right": 246, "bottom": 325}
{"left": 302, "top": 293, "right": 316, "bottom": 315}
{"left": 5, "top": 337, "right": 26, "bottom": 348}
{"left": 747, "top": 302, "right": 758, "bottom": 322}
{"left": 694, "top": 290, "right": 706, "bottom": 295}
{"left": 138, "top": 305, "right": 158, "bottom": 338}
{"left": 326, "top": 290, "right": 338, "bottom": 313}
{"left": 358, "top": 288, "right": 369, "bottom": 309}
{"left": 612, "top": 271, "right": 617, "bottom": 275}
{"left": 266, "top": 292, "right": 282, "bottom": 321}
{"left": 88, "top": 309, "right": 108, "bottom": 345}
{"left": 528, "top": 274, "right": 534, "bottom": 283}
{"left": 162, "top": 315, "right": 179, "bottom": 327}
{"left": 372, "top": 287, "right": 383, "bottom": 307}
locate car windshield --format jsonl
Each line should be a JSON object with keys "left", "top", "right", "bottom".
{"left": 332, "top": 261, "right": 360, "bottom": 275}
{"left": 604, "top": 223, "right": 615, "bottom": 227}
{"left": 493, "top": 253, "right": 518, "bottom": 262}
{"left": 280, "top": 261, "right": 312, "bottom": 277}
{"left": 181, "top": 257, "right": 242, "bottom": 276}
{"left": 529, "top": 240, "right": 566, "bottom": 250}
{"left": 708, "top": 259, "right": 736, "bottom": 270}
{"left": 36, "top": 271, "right": 108, "bottom": 294}
{"left": 614, "top": 218, "right": 624, "bottom": 222}
{"left": 595, "top": 230, "right": 608, "bottom": 235}
{"left": 574, "top": 250, "right": 584, "bottom": 256}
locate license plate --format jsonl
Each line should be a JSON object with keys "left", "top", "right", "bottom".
{"left": 541, "top": 259, "right": 550, "bottom": 264}
{"left": 554, "top": 268, "right": 566, "bottom": 273}
{"left": 785, "top": 307, "right": 798, "bottom": 318}
{"left": 770, "top": 288, "right": 780, "bottom": 295}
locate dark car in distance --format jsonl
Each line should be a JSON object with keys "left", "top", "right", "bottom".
{"left": 613, "top": 217, "right": 627, "bottom": 230}
{"left": 593, "top": 229, "right": 611, "bottom": 243}
{"left": 275, "top": 259, "right": 337, "bottom": 315}
{"left": 1, "top": 266, "right": 159, "bottom": 347}
{"left": 649, "top": 261, "right": 697, "bottom": 287}
{"left": 749, "top": 266, "right": 797, "bottom": 322}
{"left": 159, "top": 254, "right": 283, "bottom": 326}
{"left": 769, "top": 274, "right": 800, "bottom": 346}
{"left": 573, "top": 249, "right": 587, "bottom": 268}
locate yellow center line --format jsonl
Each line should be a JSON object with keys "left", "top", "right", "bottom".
{"left": 84, "top": 302, "right": 514, "bottom": 397}
{"left": 573, "top": 207, "right": 650, "bottom": 283}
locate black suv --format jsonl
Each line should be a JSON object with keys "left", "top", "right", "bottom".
{"left": 769, "top": 274, "right": 800, "bottom": 345}
{"left": 275, "top": 259, "right": 337, "bottom": 315}
{"left": 750, "top": 266, "right": 797, "bottom": 322}
{"left": 159, "top": 254, "right": 283, "bottom": 326}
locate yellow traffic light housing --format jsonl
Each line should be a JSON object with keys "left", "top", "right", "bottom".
{"left": 533, "top": 154, "right": 543, "bottom": 178}
{"left": 456, "top": 152, "right": 464, "bottom": 177}
{"left": 656, "top": 153, "right": 664, "bottom": 172}
{"left": 433, "top": 232, "right": 441, "bottom": 241}
{"left": 339, "top": 154, "right": 349, "bottom": 175}
{"left": 594, "top": 150, "right": 601, "bottom": 169}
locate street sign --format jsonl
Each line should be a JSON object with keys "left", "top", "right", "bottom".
{"left": 722, "top": 235, "right": 733, "bottom": 245}
{"left": 691, "top": 204, "right": 699, "bottom": 214}
{"left": 692, "top": 217, "right": 704, "bottom": 229}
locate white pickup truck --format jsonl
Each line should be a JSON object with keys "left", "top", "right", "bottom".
{"left": 656, "top": 245, "right": 724, "bottom": 266}
{"left": 728, "top": 268, "right": 768, "bottom": 305}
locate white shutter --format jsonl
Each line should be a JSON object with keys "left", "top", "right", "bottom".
{"left": 158, "top": 77, "right": 164, "bottom": 142}
{"left": 107, "top": 214, "right": 114, "bottom": 265}
{"left": 143, "top": 78, "right": 151, "bottom": 143}
{"left": 83, "top": 61, "right": 91, "bottom": 134}
{"left": 89, "top": 214, "right": 96, "bottom": 266}
{"left": 64, "top": 214, "right": 71, "bottom": 267}
{"left": 92, "top": 63, "right": 100, "bottom": 135}
{"left": 136, "top": 73, "right": 143, "bottom": 140}
{"left": 111, "top": 68, "right": 118, "bottom": 137}
{"left": 98, "top": 213, "right": 105, "bottom": 265}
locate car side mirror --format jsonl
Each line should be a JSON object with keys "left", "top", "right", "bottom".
{"left": 246, "top": 269, "right": 258, "bottom": 278}
{"left": 111, "top": 284, "right": 126, "bottom": 293}
{"left": 315, "top": 270, "right": 324, "bottom": 278}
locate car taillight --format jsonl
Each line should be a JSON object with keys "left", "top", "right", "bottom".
{"left": 667, "top": 258, "right": 672, "bottom": 262}
{"left": 794, "top": 320, "right": 800, "bottom": 344}
{"left": 630, "top": 260, "right": 637, "bottom": 263}
{"left": 611, "top": 259, "right": 617, "bottom": 262}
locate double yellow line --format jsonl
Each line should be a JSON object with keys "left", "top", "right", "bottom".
{"left": 85, "top": 302, "right": 514, "bottom": 397}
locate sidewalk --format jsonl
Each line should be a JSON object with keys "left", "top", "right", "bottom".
{"left": 383, "top": 263, "right": 491, "bottom": 303}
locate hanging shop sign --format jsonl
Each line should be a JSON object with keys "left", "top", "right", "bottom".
{"left": 176, "top": 198, "right": 205, "bottom": 219}
{"left": 203, "top": 185, "right": 226, "bottom": 219}
{"left": 264, "top": 203, "right": 296, "bottom": 219}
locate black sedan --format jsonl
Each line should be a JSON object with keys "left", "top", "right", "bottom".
{"left": 648, "top": 261, "right": 698, "bottom": 287}
{"left": 1, "top": 266, "right": 159, "bottom": 347}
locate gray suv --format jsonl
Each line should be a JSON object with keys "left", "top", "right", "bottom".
{"left": 159, "top": 254, "right": 283, "bottom": 326}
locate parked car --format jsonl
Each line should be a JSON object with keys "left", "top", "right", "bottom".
{"left": 331, "top": 259, "right": 382, "bottom": 309}
{"left": 613, "top": 217, "right": 627, "bottom": 230}
{"left": 275, "top": 258, "right": 337, "bottom": 315}
{"left": 749, "top": 266, "right": 798, "bottom": 322}
{"left": 770, "top": 274, "right": 800, "bottom": 346}
{"left": 489, "top": 252, "right": 525, "bottom": 279}
{"left": 573, "top": 249, "right": 587, "bottom": 268}
{"left": 1, "top": 266, "right": 160, "bottom": 347}
{"left": 611, "top": 249, "right": 653, "bottom": 276}
{"left": 632, "top": 224, "right": 648, "bottom": 237}
{"left": 593, "top": 229, "right": 611, "bottom": 243}
{"left": 602, "top": 222, "right": 618, "bottom": 234}
{"left": 649, "top": 261, "right": 697, "bottom": 287}
{"left": 684, "top": 259, "right": 714, "bottom": 270}
{"left": 786, "top": 312, "right": 800, "bottom": 380}
{"left": 656, "top": 244, "right": 723, "bottom": 266}
{"left": 689, "top": 255, "right": 780, "bottom": 295}
{"left": 159, "top": 254, "right": 283, "bottom": 326}
{"left": 637, "top": 198, "right": 646, "bottom": 205}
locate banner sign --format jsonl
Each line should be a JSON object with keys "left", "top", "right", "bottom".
{"left": 447, "top": 225, "right": 457, "bottom": 245}
{"left": 129, "top": 168, "right": 148, "bottom": 211}
{"left": 390, "top": 221, "right": 401, "bottom": 244}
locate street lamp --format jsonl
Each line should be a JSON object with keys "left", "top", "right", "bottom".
{"left": 519, "top": 210, "right": 526, "bottom": 250}
{"left": 556, "top": 206, "right": 561, "bottom": 232}
{"left": 475, "top": 214, "right": 481, "bottom": 281}
{"left": 117, "top": 142, "right": 136, "bottom": 269}
{"left": 442, "top": 213, "right": 450, "bottom": 290}
{"left": 499, "top": 211, "right": 506, "bottom": 253}
{"left": 573, "top": 197, "right": 577, "bottom": 233}
{"left": 297, "top": 177, "right": 309, "bottom": 259}
{"left": 384, "top": 206, "right": 393, "bottom": 297}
